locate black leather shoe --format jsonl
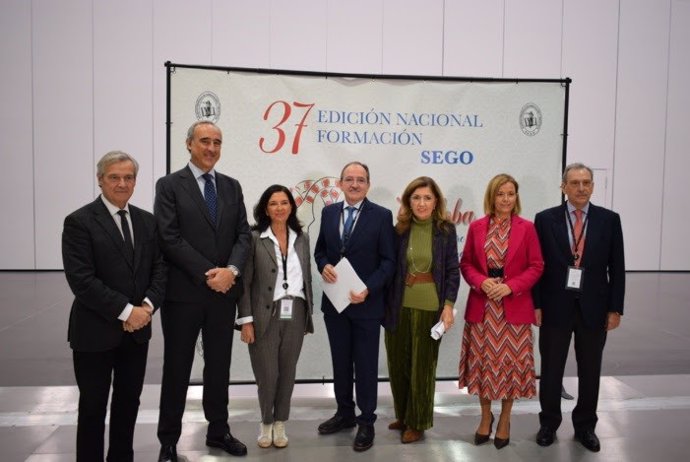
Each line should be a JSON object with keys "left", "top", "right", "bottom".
{"left": 353, "top": 424, "right": 375, "bottom": 452}
{"left": 536, "top": 426, "right": 555, "bottom": 447}
{"left": 157, "top": 445, "right": 177, "bottom": 462}
{"left": 474, "top": 414, "right": 494, "bottom": 445}
{"left": 318, "top": 414, "right": 357, "bottom": 434}
{"left": 494, "top": 422, "right": 510, "bottom": 449}
{"left": 206, "top": 432, "right": 248, "bottom": 456}
{"left": 574, "top": 429, "right": 600, "bottom": 452}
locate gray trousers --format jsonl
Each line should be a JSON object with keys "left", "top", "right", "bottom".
{"left": 248, "top": 297, "right": 306, "bottom": 423}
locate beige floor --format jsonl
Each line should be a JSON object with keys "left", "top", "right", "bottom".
{"left": 2, "top": 376, "right": 690, "bottom": 461}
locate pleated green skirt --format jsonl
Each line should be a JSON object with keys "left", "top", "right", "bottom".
{"left": 385, "top": 306, "right": 441, "bottom": 430}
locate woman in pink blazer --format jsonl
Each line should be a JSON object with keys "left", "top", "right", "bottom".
{"left": 458, "top": 173, "right": 544, "bottom": 449}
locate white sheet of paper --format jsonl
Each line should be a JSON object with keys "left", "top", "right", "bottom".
{"left": 320, "top": 257, "right": 367, "bottom": 313}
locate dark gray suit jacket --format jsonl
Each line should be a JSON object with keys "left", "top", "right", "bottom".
{"left": 238, "top": 230, "right": 314, "bottom": 340}
{"left": 154, "top": 165, "right": 251, "bottom": 303}
{"left": 62, "top": 198, "right": 167, "bottom": 352}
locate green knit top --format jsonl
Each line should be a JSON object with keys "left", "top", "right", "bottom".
{"left": 402, "top": 217, "right": 439, "bottom": 311}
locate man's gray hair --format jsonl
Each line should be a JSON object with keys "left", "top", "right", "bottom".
{"left": 562, "top": 162, "right": 594, "bottom": 183}
{"left": 96, "top": 151, "right": 139, "bottom": 178}
{"left": 186, "top": 120, "right": 220, "bottom": 145}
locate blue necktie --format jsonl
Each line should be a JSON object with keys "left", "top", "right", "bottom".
{"left": 202, "top": 173, "right": 217, "bottom": 224}
{"left": 342, "top": 206, "right": 356, "bottom": 243}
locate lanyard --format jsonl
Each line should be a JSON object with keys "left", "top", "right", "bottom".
{"left": 566, "top": 209, "right": 589, "bottom": 262}
{"left": 280, "top": 228, "right": 289, "bottom": 290}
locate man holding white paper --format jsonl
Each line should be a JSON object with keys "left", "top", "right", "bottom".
{"left": 314, "top": 161, "right": 396, "bottom": 452}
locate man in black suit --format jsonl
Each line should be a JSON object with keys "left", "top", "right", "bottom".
{"left": 155, "top": 121, "right": 251, "bottom": 461}
{"left": 314, "top": 161, "right": 396, "bottom": 452}
{"left": 533, "top": 162, "right": 625, "bottom": 452}
{"left": 62, "top": 151, "right": 167, "bottom": 461}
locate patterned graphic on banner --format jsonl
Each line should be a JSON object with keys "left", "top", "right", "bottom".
{"left": 292, "top": 177, "right": 342, "bottom": 233}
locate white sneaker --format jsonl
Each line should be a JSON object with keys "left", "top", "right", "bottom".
{"left": 273, "top": 421, "right": 288, "bottom": 448}
{"left": 257, "top": 422, "right": 273, "bottom": 448}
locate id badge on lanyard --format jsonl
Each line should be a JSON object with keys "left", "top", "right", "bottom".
{"left": 279, "top": 298, "right": 293, "bottom": 320}
{"left": 566, "top": 266, "right": 584, "bottom": 291}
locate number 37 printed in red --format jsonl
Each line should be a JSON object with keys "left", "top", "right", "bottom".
{"left": 259, "top": 100, "right": 315, "bottom": 155}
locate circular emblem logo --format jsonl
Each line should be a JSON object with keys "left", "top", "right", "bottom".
{"left": 519, "top": 103, "right": 542, "bottom": 136}
{"left": 195, "top": 91, "right": 221, "bottom": 123}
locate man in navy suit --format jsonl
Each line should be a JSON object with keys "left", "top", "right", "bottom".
{"left": 62, "top": 151, "right": 167, "bottom": 461}
{"left": 533, "top": 163, "right": 625, "bottom": 452}
{"left": 314, "top": 161, "right": 396, "bottom": 452}
{"left": 155, "top": 121, "right": 251, "bottom": 461}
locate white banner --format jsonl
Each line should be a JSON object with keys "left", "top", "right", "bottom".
{"left": 168, "top": 65, "right": 567, "bottom": 381}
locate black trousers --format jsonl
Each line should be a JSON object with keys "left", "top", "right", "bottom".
{"left": 157, "top": 298, "right": 236, "bottom": 444}
{"left": 324, "top": 313, "right": 381, "bottom": 425}
{"left": 73, "top": 333, "right": 148, "bottom": 462}
{"left": 539, "top": 306, "right": 607, "bottom": 432}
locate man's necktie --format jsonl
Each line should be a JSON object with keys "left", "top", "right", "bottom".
{"left": 202, "top": 173, "right": 217, "bottom": 224}
{"left": 573, "top": 209, "right": 585, "bottom": 267}
{"left": 117, "top": 210, "right": 134, "bottom": 263}
{"left": 342, "top": 206, "right": 355, "bottom": 243}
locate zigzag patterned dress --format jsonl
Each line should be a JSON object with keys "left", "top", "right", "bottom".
{"left": 458, "top": 217, "right": 536, "bottom": 400}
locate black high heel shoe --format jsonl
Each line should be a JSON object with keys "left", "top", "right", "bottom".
{"left": 474, "top": 413, "right": 494, "bottom": 445}
{"left": 494, "top": 421, "right": 510, "bottom": 449}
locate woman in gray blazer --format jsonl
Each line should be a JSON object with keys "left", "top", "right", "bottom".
{"left": 237, "top": 184, "right": 314, "bottom": 449}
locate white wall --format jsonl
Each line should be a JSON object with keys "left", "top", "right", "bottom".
{"left": 0, "top": 0, "right": 687, "bottom": 270}
{"left": 0, "top": 0, "right": 34, "bottom": 269}
{"left": 660, "top": 0, "right": 690, "bottom": 270}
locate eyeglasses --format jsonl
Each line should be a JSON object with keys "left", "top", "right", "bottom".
{"left": 411, "top": 194, "right": 435, "bottom": 202}
{"left": 565, "top": 180, "right": 592, "bottom": 188}
{"left": 104, "top": 174, "right": 135, "bottom": 184}
{"left": 342, "top": 177, "right": 368, "bottom": 185}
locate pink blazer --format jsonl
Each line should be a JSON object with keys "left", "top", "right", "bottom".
{"left": 460, "top": 214, "right": 544, "bottom": 324}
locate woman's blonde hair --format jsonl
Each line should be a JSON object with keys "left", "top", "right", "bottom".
{"left": 483, "top": 173, "right": 521, "bottom": 216}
